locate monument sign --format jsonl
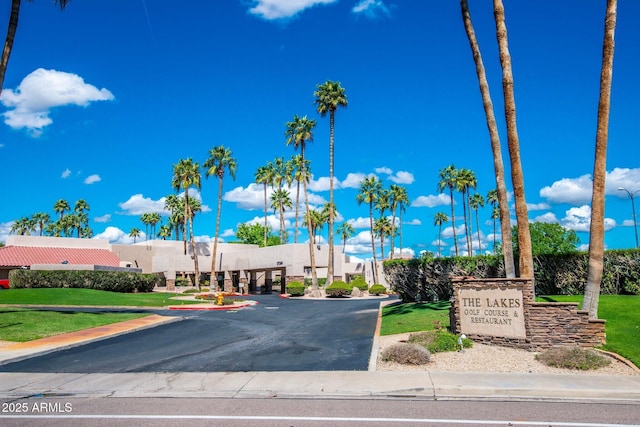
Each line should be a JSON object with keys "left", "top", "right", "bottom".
{"left": 456, "top": 286, "right": 526, "bottom": 338}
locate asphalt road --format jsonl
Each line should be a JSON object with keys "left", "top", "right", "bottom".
{"left": 0, "top": 295, "right": 382, "bottom": 373}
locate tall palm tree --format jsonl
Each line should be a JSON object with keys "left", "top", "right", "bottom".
{"left": 460, "top": 0, "right": 515, "bottom": 277}
{"left": 204, "top": 145, "right": 237, "bottom": 291}
{"left": 129, "top": 228, "right": 141, "bottom": 243}
{"left": 584, "top": 0, "right": 618, "bottom": 320}
{"left": 470, "top": 192, "right": 485, "bottom": 254}
{"left": 491, "top": 206, "right": 500, "bottom": 254}
{"left": 172, "top": 158, "right": 201, "bottom": 289}
{"left": 389, "top": 184, "right": 408, "bottom": 259}
{"left": 437, "top": 165, "right": 459, "bottom": 256}
{"left": 314, "top": 80, "right": 348, "bottom": 286}
{"left": 373, "top": 216, "right": 392, "bottom": 260}
{"left": 149, "top": 212, "right": 161, "bottom": 239}
{"left": 140, "top": 213, "right": 151, "bottom": 240}
{"left": 336, "top": 222, "right": 355, "bottom": 254}
{"left": 433, "top": 212, "right": 449, "bottom": 258}
{"left": 271, "top": 188, "right": 292, "bottom": 244}
{"left": 164, "top": 194, "right": 183, "bottom": 241}
{"left": 255, "top": 164, "right": 274, "bottom": 248}
{"left": 356, "top": 176, "right": 382, "bottom": 282}
{"left": 157, "top": 224, "right": 172, "bottom": 240}
{"left": 493, "top": 0, "right": 533, "bottom": 280}
{"left": 31, "top": 212, "right": 50, "bottom": 236}
{"left": 456, "top": 168, "right": 476, "bottom": 255}
{"left": 1, "top": 0, "right": 70, "bottom": 95}
{"left": 53, "top": 199, "right": 70, "bottom": 221}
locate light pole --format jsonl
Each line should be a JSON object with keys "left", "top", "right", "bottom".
{"left": 618, "top": 187, "right": 640, "bottom": 248}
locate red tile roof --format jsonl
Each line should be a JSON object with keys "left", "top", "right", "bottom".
{"left": 0, "top": 246, "right": 121, "bottom": 268}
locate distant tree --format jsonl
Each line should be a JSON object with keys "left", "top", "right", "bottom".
{"left": 373, "top": 216, "right": 392, "bottom": 260}
{"left": 456, "top": 168, "right": 476, "bottom": 255}
{"left": 336, "top": 222, "right": 355, "bottom": 254}
{"left": 129, "top": 228, "right": 141, "bottom": 243}
{"left": 157, "top": 224, "right": 172, "bottom": 240}
{"left": 437, "top": 165, "right": 459, "bottom": 256}
{"left": 164, "top": 194, "right": 183, "bottom": 241}
{"left": 357, "top": 176, "right": 382, "bottom": 282}
{"left": 433, "top": 212, "right": 448, "bottom": 258}
{"left": 271, "top": 188, "right": 292, "bottom": 244}
{"left": 31, "top": 212, "right": 50, "bottom": 236}
{"left": 235, "top": 223, "right": 279, "bottom": 247}
{"left": 204, "top": 145, "right": 237, "bottom": 291}
{"left": 255, "top": 164, "right": 274, "bottom": 247}
{"left": 470, "top": 192, "right": 485, "bottom": 254}
{"left": 389, "top": 184, "right": 408, "bottom": 259}
{"left": 314, "top": 80, "right": 348, "bottom": 286}
{"left": 511, "top": 222, "right": 579, "bottom": 256}
{"left": 53, "top": 199, "right": 70, "bottom": 220}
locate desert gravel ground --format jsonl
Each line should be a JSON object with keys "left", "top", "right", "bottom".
{"left": 376, "top": 333, "right": 640, "bottom": 375}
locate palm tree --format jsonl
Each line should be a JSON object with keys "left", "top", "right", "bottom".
{"left": 584, "top": 0, "right": 618, "bottom": 320}
{"left": 336, "top": 222, "right": 355, "bottom": 254}
{"left": 470, "top": 192, "right": 485, "bottom": 254}
{"left": 31, "top": 212, "right": 50, "bottom": 236}
{"left": 456, "top": 168, "right": 476, "bottom": 255}
{"left": 164, "top": 194, "right": 182, "bottom": 240}
{"left": 460, "top": 0, "right": 515, "bottom": 277}
{"left": 172, "top": 158, "right": 201, "bottom": 289}
{"left": 149, "top": 212, "right": 162, "bottom": 239}
{"left": 157, "top": 224, "right": 172, "bottom": 240}
{"left": 433, "top": 212, "right": 448, "bottom": 257}
{"left": 255, "top": 164, "right": 274, "bottom": 248}
{"left": 486, "top": 189, "right": 499, "bottom": 254}
{"left": 204, "top": 145, "right": 237, "bottom": 291}
{"left": 493, "top": 0, "right": 533, "bottom": 280}
{"left": 373, "top": 216, "right": 392, "bottom": 260}
{"left": 271, "top": 188, "right": 292, "bottom": 244}
{"left": 53, "top": 199, "right": 70, "bottom": 220}
{"left": 437, "top": 165, "right": 459, "bottom": 256}
{"left": 129, "top": 228, "right": 141, "bottom": 243}
{"left": 140, "top": 213, "right": 151, "bottom": 240}
{"left": 1, "top": 0, "right": 70, "bottom": 96}
{"left": 389, "top": 184, "right": 408, "bottom": 259}
{"left": 314, "top": 80, "right": 348, "bottom": 286}
{"left": 356, "top": 176, "right": 382, "bottom": 282}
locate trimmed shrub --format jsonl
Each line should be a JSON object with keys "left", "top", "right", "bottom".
{"left": 350, "top": 278, "right": 368, "bottom": 291}
{"left": 286, "top": 281, "right": 305, "bottom": 297}
{"left": 535, "top": 346, "right": 612, "bottom": 370}
{"left": 381, "top": 343, "right": 431, "bottom": 365}
{"left": 408, "top": 330, "right": 473, "bottom": 353}
{"left": 325, "top": 280, "right": 352, "bottom": 297}
{"left": 8, "top": 269, "right": 159, "bottom": 293}
{"left": 369, "top": 284, "right": 387, "bottom": 295}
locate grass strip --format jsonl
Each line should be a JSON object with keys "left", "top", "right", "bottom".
{"left": 0, "top": 308, "right": 147, "bottom": 342}
{"left": 0, "top": 288, "right": 203, "bottom": 307}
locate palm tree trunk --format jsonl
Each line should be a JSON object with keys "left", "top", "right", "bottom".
{"left": 303, "top": 165, "right": 318, "bottom": 289}
{"left": 188, "top": 206, "right": 200, "bottom": 291}
{"left": 327, "top": 112, "right": 335, "bottom": 286}
{"left": 584, "top": 0, "right": 617, "bottom": 319}
{"left": 294, "top": 180, "right": 300, "bottom": 243}
{"left": 438, "top": 224, "right": 442, "bottom": 257}
{"left": 369, "top": 202, "right": 379, "bottom": 283}
{"left": 449, "top": 187, "right": 458, "bottom": 256}
{"left": 390, "top": 207, "right": 397, "bottom": 259}
{"left": 263, "top": 183, "right": 268, "bottom": 247}
{"left": 0, "top": 0, "right": 20, "bottom": 95}
{"left": 494, "top": 0, "right": 533, "bottom": 281}
{"left": 210, "top": 177, "right": 224, "bottom": 291}
{"left": 461, "top": 0, "right": 515, "bottom": 277}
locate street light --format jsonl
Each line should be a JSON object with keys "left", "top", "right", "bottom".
{"left": 618, "top": 187, "right": 640, "bottom": 248}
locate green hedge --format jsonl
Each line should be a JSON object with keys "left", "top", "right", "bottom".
{"left": 325, "top": 280, "right": 352, "bottom": 297}
{"left": 350, "top": 278, "right": 368, "bottom": 291}
{"left": 384, "top": 249, "right": 640, "bottom": 302}
{"left": 286, "top": 281, "right": 305, "bottom": 297}
{"left": 369, "top": 284, "right": 387, "bottom": 295}
{"left": 8, "top": 269, "right": 160, "bottom": 293}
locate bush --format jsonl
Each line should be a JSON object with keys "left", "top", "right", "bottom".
{"left": 408, "top": 330, "right": 472, "bottom": 353}
{"left": 535, "top": 346, "right": 612, "bottom": 370}
{"left": 350, "top": 278, "right": 368, "bottom": 291}
{"left": 9, "top": 269, "right": 159, "bottom": 293}
{"left": 286, "top": 281, "right": 305, "bottom": 297}
{"left": 325, "top": 280, "right": 352, "bottom": 297}
{"left": 369, "top": 284, "right": 387, "bottom": 295}
{"left": 381, "top": 343, "right": 431, "bottom": 365}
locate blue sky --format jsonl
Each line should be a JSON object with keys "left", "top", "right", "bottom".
{"left": 1, "top": 0, "right": 639, "bottom": 260}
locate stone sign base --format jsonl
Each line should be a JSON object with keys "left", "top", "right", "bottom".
{"left": 449, "top": 277, "right": 606, "bottom": 351}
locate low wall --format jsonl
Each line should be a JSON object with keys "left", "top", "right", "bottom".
{"left": 449, "top": 277, "right": 606, "bottom": 350}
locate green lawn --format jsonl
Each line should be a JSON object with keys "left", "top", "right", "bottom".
{"left": 381, "top": 295, "right": 640, "bottom": 367}
{"left": 0, "top": 288, "right": 202, "bottom": 307}
{"left": 0, "top": 308, "right": 147, "bottom": 342}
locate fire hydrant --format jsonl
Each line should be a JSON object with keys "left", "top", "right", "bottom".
{"left": 217, "top": 293, "right": 224, "bottom": 306}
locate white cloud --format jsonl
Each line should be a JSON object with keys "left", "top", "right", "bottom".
{"left": 442, "top": 224, "right": 466, "bottom": 239}
{"left": 411, "top": 193, "right": 450, "bottom": 208}
{"left": 375, "top": 166, "right": 392, "bottom": 175}
{"left": 352, "top": 0, "right": 391, "bottom": 19}
{"left": 560, "top": 205, "right": 616, "bottom": 232}
{"left": 93, "top": 226, "right": 140, "bottom": 244}
{"left": 608, "top": 167, "right": 640, "bottom": 196}
{"left": 118, "top": 194, "right": 168, "bottom": 216}
{"left": 83, "top": 174, "right": 101, "bottom": 185}
{"left": 347, "top": 216, "right": 372, "bottom": 229}
{"left": 61, "top": 169, "right": 71, "bottom": 179}
{"left": 532, "top": 212, "right": 558, "bottom": 223}
{"left": 388, "top": 171, "right": 414, "bottom": 184}
{"left": 224, "top": 183, "right": 267, "bottom": 210}
{"left": 94, "top": 214, "right": 111, "bottom": 223}
{"left": 0, "top": 68, "right": 114, "bottom": 135}
{"left": 340, "top": 172, "right": 367, "bottom": 189}
{"left": 621, "top": 219, "right": 635, "bottom": 227}
{"left": 404, "top": 218, "right": 422, "bottom": 226}
{"left": 540, "top": 174, "right": 593, "bottom": 205}
{"left": 248, "top": 0, "right": 337, "bottom": 20}
{"left": 220, "top": 228, "right": 235, "bottom": 238}
{"left": 309, "top": 176, "right": 332, "bottom": 191}
{"left": 527, "top": 202, "right": 550, "bottom": 211}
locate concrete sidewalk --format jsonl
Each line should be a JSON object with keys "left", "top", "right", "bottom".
{"left": 1, "top": 314, "right": 640, "bottom": 403}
